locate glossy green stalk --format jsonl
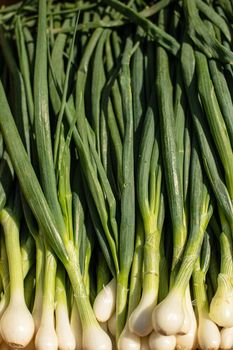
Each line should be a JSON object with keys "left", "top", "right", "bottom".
{"left": 34, "top": 0, "right": 66, "bottom": 239}
{"left": 102, "top": 0, "right": 180, "bottom": 55}
{"left": 15, "top": 16, "right": 34, "bottom": 126}
{"left": 196, "top": 0, "right": 231, "bottom": 41}
{"left": 181, "top": 34, "right": 233, "bottom": 230}
{"left": 107, "top": 32, "right": 124, "bottom": 138}
{"left": 183, "top": 0, "right": 233, "bottom": 63}
{"left": 195, "top": 50, "right": 233, "bottom": 200}
{"left": 156, "top": 11, "right": 186, "bottom": 269}
{"left": 209, "top": 58, "right": 233, "bottom": 149}
{"left": 0, "top": 152, "right": 14, "bottom": 212}
{"left": 129, "top": 92, "right": 164, "bottom": 336}
{"left": 116, "top": 37, "right": 135, "bottom": 339}
{"left": 91, "top": 29, "right": 109, "bottom": 157}
{"left": 171, "top": 139, "right": 213, "bottom": 292}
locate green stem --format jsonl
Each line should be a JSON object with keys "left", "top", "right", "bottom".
{"left": 143, "top": 225, "right": 160, "bottom": 297}
{"left": 24, "top": 266, "right": 35, "bottom": 309}
{"left": 175, "top": 208, "right": 212, "bottom": 291}
{"left": 127, "top": 215, "right": 144, "bottom": 316}
{"left": 64, "top": 244, "right": 99, "bottom": 329}
{"left": 32, "top": 238, "right": 44, "bottom": 329}
{"left": 55, "top": 264, "right": 69, "bottom": 319}
{"left": 101, "top": 0, "right": 180, "bottom": 55}
{"left": 158, "top": 230, "right": 169, "bottom": 301}
{"left": 116, "top": 271, "right": 129, "bottom": 339}
{"left": 40, "top": 246, "right": 57, "bottom": 326}
{"left": 0, "top": 208, "right": 24, "bottom": 302}
{"left": 192, "top": 260, "right": 209, "bottom": 316}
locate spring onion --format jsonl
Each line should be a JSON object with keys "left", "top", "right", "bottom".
{"left": 0, "top": 1, "right": 232, "bottom": 349}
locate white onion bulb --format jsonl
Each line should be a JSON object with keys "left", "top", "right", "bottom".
{"left": 152, "top": 289, "right": 185, "bottom": 335}
{"left": 129, "top": 290, "right": 156, "bottom": 336}
{"left": 0, "top": 298, "right": 34, "bottom": 348}
{"left": 35, "top": 312, "right": 58, "bottom": 350}
{"left": 93, "top": 279, "right": 116, "bottom": 323}
{"left": 82, "top": 325, "right": 112, "bottom": 350}
{"left": 220, "top": 327, "right": 233, "bottom": 350}
{"left": 209, "top": 274, "right": 233, "bottom": 328}
{"left": 197, "top": 316, "right": 220, "bottom": 350}
{"left": 56, "top": 305, "right": 76, "bottom": 350}
{"left": 149, "top": 331, "right": 176, "bottom": 350}
{"left": 176, "top": 287, "right": 197, "bottom": 350}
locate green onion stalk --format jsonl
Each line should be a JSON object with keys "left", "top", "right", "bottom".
{"left": 128, "top": 94, "right": 165, "bottom": 337}
{"left": 183, "top": 0, "right": 233, "bottom": 63}
{"left": 156, "top": 10, "right": 187, "bottom": 272}
{"left": 181, "top": 30, "right": 233, "bottom": 241}
{"left": 116, "top": 36, "right": 136, "bottom": 340}
{"left": 195, "top": 49, "right": 233, "bottom": 205}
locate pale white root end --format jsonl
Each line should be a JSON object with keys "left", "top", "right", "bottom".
{"left": 141, "top": 336, "right": 150, "bottom": 350}
{"left": 0, "top": 342, "right": 10, "bottom": 350}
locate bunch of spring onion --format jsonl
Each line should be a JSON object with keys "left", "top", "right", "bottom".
{"left": 0, "top": 0, "right": 233, "bottom": 349}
